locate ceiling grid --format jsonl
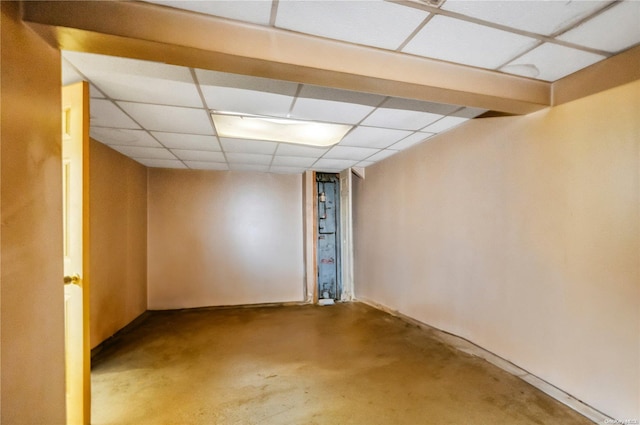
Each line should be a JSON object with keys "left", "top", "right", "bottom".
{"left": 57, "top": 0, "right": 640, "bottom": 173}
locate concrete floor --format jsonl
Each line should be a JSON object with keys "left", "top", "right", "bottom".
{"left": 92, "top": 302, "right": 593, "bottom": 425}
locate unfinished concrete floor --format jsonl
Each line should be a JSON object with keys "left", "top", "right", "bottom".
{"left": 92, "top": 302, "right": 592, "bottom": 425}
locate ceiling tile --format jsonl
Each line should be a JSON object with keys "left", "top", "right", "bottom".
{"left": 356, "top": 161, "right": 375, "bottom": 167}
{"left": 269, "top": 166, "right": 307, "bottom": 174}
{"left": 453, "top": 107, "right": 488, "bottom": 118}
{"left": 201, "top": 85, "right": 294, "bottom": 117}
{"left": 403, "top": 15, "right": 537, "bottom": 70}
{"left": 171, "top": 150, "right": 226, "bottom": 162}
{"left": 557, "top": 1, "right": 640, "bottom": 54}
{"left": 62, "top": 58, "right": 83, "bottom": 85}
{"left": 90, "top": 99, "right": 140, "bottom": 129}
{"left": 185, "top": 161, "right": 229, "bottom": 171}
{"left": 290, "top": 97, "right": 375, "bottom": 125}
{"left": 94, "top": 75, "right": 201, "bottom": 107}
{"left": 313, "top": 158, "right": 358, "bottom": 170}
{"left": 500, "top": 43, "right": 605, "bottom": 82}
{"left": 152, "top": 132, "right": 221, "bottom": 151}
{"left": 110, "top": 146, "right": 177, "bottom": 160}
{"left": 382, "top": 97, "right": 460, "bottom": 116}
{"left": 423, "top": 116, "right": 469, "bottom": 133}
{"left": 323, "top": 146, "right": 379, "bottom": 161}
{"left": 196, "top": 69, "right": 298, "bottom": 96}
{"left": 91, "top": 128, "right": 162, "bottom": 147}
{"left": 118, "top": 102, "right": 214, "bottom": 134}
{"left": 220, "top": 137, "right": 278, "bottom": 154}
{"left": 366, "top": 149, "right": 398, "bottom": 163}
{"left": 275, "top": 144, "right": 328, "bottom": 158}
{"left": 88, "top": 85, "right": 105, "bottom": 99}
{"left": 362, "top": 108, "right": 442, "bottom": 130}
{"left": 340, "top": 126, "right": 412, "bottom": 149}
{"left": 298, "top": 84, "right": 384, "bottom": 106}
{"left": 145, "top": 1, "right": 273, "bottom": 26}
{"left": 135, "top": 158, "right": 187, "bottom": 169}
{"left": 63, "top": 51, "right": 201, "bottom": 107}
{"left": 229, "top": 164, "right": 270, "bottom": 172}
{"left": 388, "top": 132, "right": 434, "bottom": 150}
{"left": 271, "top": 156, "right": 317, "bottom": 167}
{"left": 226, "top": 153, "right": 273, "bottom": 165}
{"left": 62, "top": 60, "right": 104, "bottom": 98}
{"left": 275, "top": 1, "right": 429, "bottom": 50}
{"left": 442, "top": 0, "right": 607, "bottom": 36}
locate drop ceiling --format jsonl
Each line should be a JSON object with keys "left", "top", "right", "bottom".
{"left": 59, "top": 0, "right": 640, "bottom": 174}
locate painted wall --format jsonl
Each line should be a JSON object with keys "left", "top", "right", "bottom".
{"left": 0, "top": 2, "right": 66, "bottom": 423}
{"left": 353, "top": 80, "right": 640, "bottom": 420}
{"left": 147, "top": 169, "right": 304, "bottom": 309}
{"left": 90, "top": 140, "right": 147, "bottom": 348}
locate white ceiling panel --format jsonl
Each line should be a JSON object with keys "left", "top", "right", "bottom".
{"left": 62, "top": 58, "right": 83, "bottom": 85}
{"left": 382, "top": 97, "right": 460, "bottom": 116}
{"left": 356, "top": 161, "right": 375, "bottom": 168}
{"left": 63, "top": 50, "right": 191, "bottom": 81}
{"left": 196, "top": 69, "right": 298, "bottom": 96}
{"left": 557, "top": 1, "right": 640, "bottom": 54}
{"left": 275, "top": 1, "right": 429, "bottom": 50}
{"left": 323, "top": 146, "right": 379, "bottom": 161}
{"left": 269, "top": 166, "right": 307, "bottom": 174}
{"left": 201, "top": 85, "right": 294, "bottom": 117}
{"left": 501, "top": 43, "right": 606, "bottom": 82}
{"left": 442, "top": 0, "right": 608, "bottom": 36}
{"left": 340, "top": 126, "right": 412, "bottom": 149}
{"left": 275, "top": 144, "right": 328, "bottom": 158}
{"left": 135, "top": 158, "right": 187, "bottom": 169}
{"left": 145, "top": 1, "right": 273, "bottom": 25}
{"left": 63, "top": 51, "right": 201, "bottom": 106}
{"left": 110, "top": 146, "right": 177, "bottom": 160}
{"left": 454, "top": 107, "right": 488, "bottom": 118}
{"left": 290, "top": 97, "right": 375, "bottom": 125}
{"left": 313, "top": 158, "right": 358, "bottom": 170}
{"left": 118, "top": 102, "right": 214, "bottom": 134}
{"left": 388, "top": 132, "right": 434, "bottom": 150}
{"left": 90, "top": 99, "right": 140, "bottom": 129}
{"left": 171, "top": 150, "right": 226, "bottom": 162}
{"left": 229, "top": 164, "right": 270, "bottom": 172}
{"left": 184, "top": 161, "right": 229, "bottom": 171}
{"left": 423, "top": 116, "right": 469, "bottom": 133}
{"left": 362, "top": 108, "right": 442, "bottom": 130}
{"left": 403, "top": 15, "right": 538, "bottom": 70}
{"left": 271, "top": 156, "right": 317, "bottom": 167}
{"left": 152, "top": 132, "right": 221, "bottom": 151}
{"left": 92, "top": 75, "right": 202, "bottom": 107}
{"left": 62, "top": 59, "right": 103, "bottom": 98}
{"left": 91, "top": 128, "right": 162, "bottom": 148}
{"left": 226, "top": 153, "right": 273, "bottom": 165}
{"left": 298, "top": 84, "right": 385, "bottom": 106}
{"left": 220, "top": 138, "right": 278, "bottom": 154}
{"left": 366, "top": 149, "right": 398, "bottom": 163}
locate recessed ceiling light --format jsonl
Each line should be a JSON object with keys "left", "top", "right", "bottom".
{"left": 211, "top": 112, "right": 352, "bottom": 147}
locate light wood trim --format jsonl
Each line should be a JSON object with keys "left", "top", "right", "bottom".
{"left": 22, "top": 0, "right": 550, "bottom": 115}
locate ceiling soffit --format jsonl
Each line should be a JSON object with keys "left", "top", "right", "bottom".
{"left": 22, "top": 0, "right": 550, "bottom": 115}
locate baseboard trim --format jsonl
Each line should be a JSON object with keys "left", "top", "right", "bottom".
{"left": 147, "top": 300, "right": 311, "bottom": 312}
{"left": 355, "top": 297, "right": 614, "bottom": 425}
{"left": 91, "top": 311, "right": 153, "bottom": 361}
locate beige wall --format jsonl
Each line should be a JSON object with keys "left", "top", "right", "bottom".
{"left": 148, "top": 169, "right": 304, "bottom": 309}
{"left": 354, "top": 80, "right": 640, "bottom": 420}
{"left": 0, "top": 2, "right": 66, "bottom": 423}
{"left": 90, "top": 140, "right": 147, "bottom": 348}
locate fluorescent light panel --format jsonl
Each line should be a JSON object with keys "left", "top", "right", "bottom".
{"left": 211, "top": 113, "right": 352, "bottom": 147}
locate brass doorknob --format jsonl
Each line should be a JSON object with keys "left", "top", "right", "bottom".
{"left": 63, "top": 274, "right": 80, "bottom": 285}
